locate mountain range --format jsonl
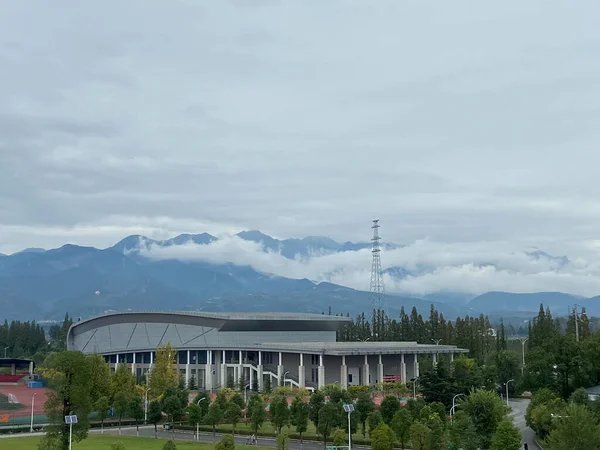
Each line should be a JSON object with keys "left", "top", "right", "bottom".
{"left": 0, "top": 231, "right": 597, "bottom": 322}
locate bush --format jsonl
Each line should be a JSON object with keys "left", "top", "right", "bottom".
{"left": 111, "top": 442, "right": 126, "bottom": 450}
{"left": 162, "top": 440, "right": 177, "bottom": 450}
{"left": 216, "top": 433, "right": 236, "bottom": 450}
{"left": 277, "top": 429, "right": 291, "bottom": 450}
{"left": 332, "top": 428, "right": 347, "bottom": 446}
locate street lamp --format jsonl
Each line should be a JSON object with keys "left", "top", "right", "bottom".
{"left": 283, "top": 371, "right": 289, "bottom": 387}
{"left": 343, "top": 404, "right": 355, "bottom": 450}
{"left": 431, "top": 339, "right": 442, "bottom": 345}
{"left": 505, "top": 379, "right": 515, "bottom": 408}
{"left": 410, "top": 377, "right": 419, "bottom": 399}
{"left": 143, "top": 387, "right": 150, "bottom": 425}
{"left": 3, "top": 347, "right": 8, "bottom": 358}
{"left": 30, "top": 392, "right": 37, "bottom": 432}
{"left": 451, "top": 393, "right": 464, "bottom": 423}
{"left": 518, "top": 337, "right": 528, "bottom": 375}
{"left": 196, "top": 397, "right": 206, "bottom": 441}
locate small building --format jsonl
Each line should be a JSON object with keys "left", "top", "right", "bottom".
{"left": 67, "top": 311, "right": 469, "bottom": 391}
{"left": 0, "top": 358, "right": 36, "bottom": 385}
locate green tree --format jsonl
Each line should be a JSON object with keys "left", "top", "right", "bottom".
{"left": 225, "top": 402, "right": 243, "bottom": 434}
{"left": 448, "top": 411, "right": 478, "bottom": 450}
{"left": 42, "top": 351, "right": 93, "bottom": 450}
{"left": 162, "top": 386, "right": 187, "bottom": 437}
{"left": 249, "top": 396, "right": 267, "bottom": 435}
{"left": 425, "top": 414, "right": 444, "bottom": 450}
{"left": 129, "top": 396, "right": 145, "bottom": 437}
{"left": 163, "top": 441, "right": 178, "bottom": 450}
{"left": 194, "top": 392, "right": 210, "bottom": 417}
{"left": 188, "top": 375, "right": 197, "bottom": 391}
{"left": 88, "top": 354, "right": 111, "bottom": 404}
{"left": 230, "top": 392, "right": 245, "bottom": 409}
{"left": 368, "top": 411, "right": 383, "bottom": 436}
{"left": 490, "top": 419, "right": 522, "bottom": 450}
{"left": 95, "top": 396, "right": 110, "bottom": 434}
{"left": 356, "top": 391, "right": 375, "bottom": 438}
{"left": 371, "top": 423, "right": 396, "bottom": 450}
{"left": 277, "top": 429, "right": 290, "bottom": 450}
{"left": 290, "top": 397, "right": 309, "bottom": 444}
{"left": 461, "top": 389, "right": 507, "bottom": 449}
{"left": 111, "top": 442, "right": 126, "bottom": 450}
{"left": 332, "top": 428, "right": 347, "bottom": 446}
{"left": 308, "top": 390, "right": 325, "bottom": 430}
{"left": 113, "top": 391, "right": 131, "bottom": 435}
{"left": 317, "top": 402, "right": 340, "bottom": 450}
{"left": 147, "top": 401, "right": 163, "bottom": 438}
{"left": 206, "top": 403, "right": 224, "bottom": 442}
{"left": 547, "top": 403, "right": 600, "bottom": 450}
{"left": 380, "top": 395, "right": 400, "bottom": 425}
{"left": 270, "top": 395, "right": 290, "bottom": 434}
{"left": 264, "top": 376, "right": 272, "bottom": 393}
{"left": 410, "top": 421, "right": 431, "bottom": 450}
{"left": 149, "top": 344, "right": 179, "bottom": 398}
{"left": 215, "top": 434, "right": 235, "bottom": 450}
{"left": 569, "top": 388, "right": 589, "bottom": 405}
{"left": 391, "top": 408, "right": 412, "bottom": 450}
{"left": 187, "top": 404, "right": 203, "bottom": 440}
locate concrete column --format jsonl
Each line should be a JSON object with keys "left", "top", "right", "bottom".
{"left": 258, "top": 351, "right": 264, "bottom": 391}
{"left": 186, "top": 350, "right": 191, "bottom": 386}
{"left": 249, "top": 366, "right": 254, "bottom": 391}
{"left": 341, "top": 355, "right": 348, "bottom": 390}
{"left": 432, "top": 353, "right": 438, "bottom": 368}
{"left": 239, "top": 350, "right": 244, "bottom": 386}
{"left": 400, "top": 354, "right": 407, "bottom": 382}
{"left": 205, "top": 350, "right": 213, "bottom": 392}
{"left": 115, "top": 354, "right": 119, "bottom": 370}
{"left": 132, "top": 352, "right": 136, "bottom": 375}
{"left": 363, "top": 354, "right": 370, "bottom": 386}
{"left": 277, "top": 352, "right": 284, "bottom": 387}
{"left": 11, "top": 363, "right": 16, "bottom": 375}
{"left": 220, "top": 350, "right": 226, "bottom": 388}
{"left": 377, "top": 354, "right": 384, "bottom": 384}
{"left": 318, "top": 354, "right": 325, "bottom": 389}
{"left": 298, "top": 353, "right": 305, "bottom": 388}
{"left": 29, "top": 361, "right": 34, "bottom": 375}
{"left": 414, "top": 353, "right": 420, "bottom": 378}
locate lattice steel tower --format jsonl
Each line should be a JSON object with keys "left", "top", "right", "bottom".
{"left": 368, "top": 219, "right": 386, "bottom": 310}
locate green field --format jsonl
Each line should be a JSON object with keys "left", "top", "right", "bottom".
{"left": 0, "top": 434, "right": 275, "bottom": 450}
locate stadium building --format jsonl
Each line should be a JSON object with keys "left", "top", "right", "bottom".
{"left": 67, "top": 311, "right": 468, "bottom": 392}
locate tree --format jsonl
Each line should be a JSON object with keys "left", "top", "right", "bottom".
{"left": 355, "top": 391, "right": 375, "bottom": 438}
{"left": 129, "top": 396, "right": 145, "bottom": 437}
{"left": 277, "top": 429, "right": 291, "bottom": 450}
{"left": 113, "top": 391, "right": 131, "bottom": 435}
{"left": 332, "top": 428, "right": 347, "bottom": 446}
{"left": 368, "top": 411, "right": 383, "bottom": 436}
{"left": 270, "top": 395, "right": 290, "bottom": 434}
{"left": 425, "top": 414, "right": 444, "bottom": 450}
{"left": 162, "top": 387, "right": 187, "bottom": 436}
{"left": 410, "top": 421, "right": 431, "bottom": 450}
{"left": 188, "top": 375, "right": 197, "bottom": 391}
{"left": 308, "top": 390, "right": 325, "bottom": 430}
{"left": 547, "top": 403, "right": 600, "bottom": 450}
{"left": 206, "top": 403, "right": 224, "bottom": 442}
{"left": 371, "top": 423, "right": 396, "bottom": 450}
{"left": 111, "top": 441, "right": 126, "bottom": 450}
{"left": 225, "top": 402, "right": 243, "bottom": 434}
{"left": 264, "top": 376, "right": 272, "bottom": 393}
{"left": 147, "top": 401, "right": 163, "bottom": 438}
{"left": 230, "top": 393, "right": 245, "bottom": 410}
{"left": 215, "top": 434, "right": 235, "bottom": 450}
{"left": 194, "top": 392, "right": 210, "bottom": 417}
{"left": 461, "top": 389, "right": 507, "bottom": 449}
{"left": 490, "top": 419, "right": 522, "bottom": 450}
{"left": 290, "top": 397, "right": 309, "bottom": 444}
{"left": 188, "top": 404, "right": 203, "bottom": 440}
{"left": 149, "top": 344, "right": 179, "bottom": 398}
{"left": 95, "top": 396, "right": 110, "bottom": 434}
{"left": 448, "top": 411, "right": 478, "bottom": 450}
{"left": 42, "top": 351, "right": 93, "bottom": 450}
{"left": 88, "top": 354, "right": 111, "bottom": 404}
{"left": 112, "top": 364, "right": 136, "bottom": 399}
{"left": 380, "top": 395, "right": 400, "bottom": 425}
{"left": 163, "top": 441, "right": 178, "bottom": 450}
{"left": 249, "top": 396, "right": 267, "bottom": 435}
{"left": 391, "top": 408, "right": 412, "bottom": 450}
{"left": 317, "top": 402, "right": 340, "bottom": 450}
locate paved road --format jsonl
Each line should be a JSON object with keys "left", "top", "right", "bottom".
{"left": 509, "top": 398, "right": 543, "bottom": 450}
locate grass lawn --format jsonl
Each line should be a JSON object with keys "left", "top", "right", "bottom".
{"left": 1, "top": 434, "right": 275, "bottom": 450}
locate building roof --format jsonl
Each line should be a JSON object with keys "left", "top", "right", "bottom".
{"left": 241, "top": 341, "right": 469, "bottom": 356}
{"left": 0, "top": 358, "right": 34, "bottom": 367}
{"left": 68, "top": 310, "right": 352, "bottom": 336}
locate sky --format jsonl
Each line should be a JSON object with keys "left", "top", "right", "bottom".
{"left": 1, "top": 1, "right": 600, "bottom": 295}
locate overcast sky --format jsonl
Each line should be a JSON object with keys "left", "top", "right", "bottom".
{"left": 1, "top": 1, "right": 600, "bottom": 295}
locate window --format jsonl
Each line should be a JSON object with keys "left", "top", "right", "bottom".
{"left": 348, "top": 374, "right": 353, "bottom": 383}
{"left": 311, "top": 355, "right": 320, "bottom": 365}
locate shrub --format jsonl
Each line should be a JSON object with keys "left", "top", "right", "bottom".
{"left": 111, "top": 442, "right": 126, "bottom": 450}
{"left": 277, "top": 429, "right": 291, "bottom": 450}
{"left": 162, "top": 440, "right": 177, "bottom": 450}
{"left": 332, "top": 428, "right": 347, "bottom": 446}
{"left": 216, "top": 433, "right": 236, "bottom": 450}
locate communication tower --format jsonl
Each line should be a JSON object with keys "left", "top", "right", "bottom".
{"left": 368, "top": 219, "right": 386, "bottom": 310}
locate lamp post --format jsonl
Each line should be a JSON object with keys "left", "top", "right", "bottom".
{"left": 518, "top": 337, "right": 528, "bottom": 375}
{"left": 244, "top": 383, "right": 250, "bottom": 404}
{"left": 3, "top": 347, "right": 8, "bottom": 358}
{"left": 143, "top": 387, "right": 150, "bottom": 425}
{"left": 283, "top": 371, "right": 289, "bottom": 387}
{"left": 451, "top": 393, "right": 464, "bottom": 423}
{"left": 505, "top": 379, "right": 515, "bottom": 408}
{"left": 30, "top": 392, "right": 37, "bottom": 432}
{"left": 410, "top": 377, "right": 419, "bottom": 399}
{"left": 343, "top": 404, "right": 355, "bottom": 450}
{"left": 196, "top": 397, "right": 206, "bottom": 441}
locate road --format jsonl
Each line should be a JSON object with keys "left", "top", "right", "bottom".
{"left": 509, "top": 398, "right": 543, "bottom": 450}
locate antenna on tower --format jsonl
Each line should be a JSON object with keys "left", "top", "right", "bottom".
{"left": 368, "top": 219, "right": 386, "bottom": 311}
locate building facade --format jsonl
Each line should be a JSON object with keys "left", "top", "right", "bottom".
{"left": 67, "top": 311, "right": 468, "bottom": 391}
